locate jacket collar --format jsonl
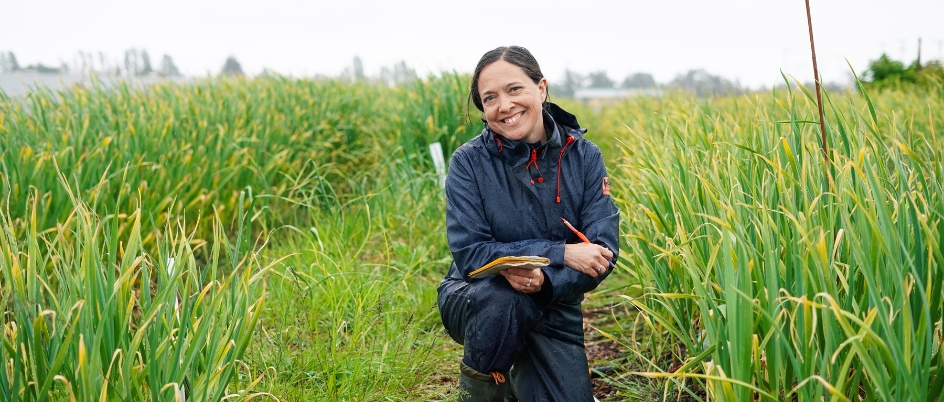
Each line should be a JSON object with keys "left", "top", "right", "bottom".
{"left": 483, "top": 102, "right": 586, "bottom": 166}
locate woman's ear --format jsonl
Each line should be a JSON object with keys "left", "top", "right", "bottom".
{"left": 539, "top": 78, "right": 548, "bottom": 102}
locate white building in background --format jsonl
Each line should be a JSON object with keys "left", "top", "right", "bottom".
{"left": 572, "top": 88, "right": 663, "bottom": 105}
{"left": 0, "top": 71, "right": 92, "bottom": 97}
{"left": 0, "top": 71, "right": 188, "bottom": 98}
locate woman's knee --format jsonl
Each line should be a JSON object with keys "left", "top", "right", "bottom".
{"left": 440, "top": 277, "right": 541, "bottom": 340}
{"left": 468, "top": 276, "right": 530, "bottom": 307}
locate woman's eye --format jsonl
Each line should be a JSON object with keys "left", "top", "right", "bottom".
{"left": 510, "top": 87, "right": 522, "bottom": 93}
{"left": 483, "top": 96, "right": 495, "bottom": 104}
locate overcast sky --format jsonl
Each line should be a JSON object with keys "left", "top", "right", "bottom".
{"left": 2, "top": 0, "right": 942, "bottom": 89}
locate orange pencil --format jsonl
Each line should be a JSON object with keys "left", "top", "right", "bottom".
{"left": 561, "top": 217, "right": 615, "bottom": 269}
{"left": 560, "top": 217, "right": 590, "bottom": 243}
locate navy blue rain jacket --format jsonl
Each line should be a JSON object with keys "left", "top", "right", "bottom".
{"left": 443, "top": 103, "right": 620, "bottom": 305}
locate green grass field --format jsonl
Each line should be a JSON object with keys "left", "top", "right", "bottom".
{"left": 0, "top": 73, "right": 941, "bottom": 401}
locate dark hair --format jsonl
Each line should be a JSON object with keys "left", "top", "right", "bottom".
{"left": 468, "top": 46, "right": 546, "bottom": 113}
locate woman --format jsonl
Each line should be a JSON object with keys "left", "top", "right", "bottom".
{"left": 438, "top": 46, "right": 620, "bottom": 402}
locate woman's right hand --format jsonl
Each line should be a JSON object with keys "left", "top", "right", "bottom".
{"left": 564, "top": 243, "right": 614, "bottom": 278}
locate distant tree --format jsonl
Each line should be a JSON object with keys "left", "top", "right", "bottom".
{"left": 123, "top": 49, "right": 140, "bottom": 77}
{"left": 864, "top": 54, "right": 913, "bottom": 84}
{"left": 340, "top": 56, "right": 367, "bottom": 81}
{"left": 352, "top": 56, "right": 365, "bottom": 81}
{"left": 861, "top": 53, "right": 944, "bottom": 90}
{"left": 397, "top": 61, "right": 416, "bottom": 83}
{"left": 26, "top": 63, "right": 60, "bottom": 73}
{"left": 259, "top": 68, "right": 280, "bottom": 77}
{"left": 379, "top": 60, "right": 417, "bottom": 86}
{"left": 556, "top": 69, "right": 585, "bottom": 98}
{"left": 669, "top": 69, "right": 736, "bottom": 97}
{"left": 622, "top": 72, "right": 657, "bottom": 89}
{"left": 159, "top": 54, "right": 181, "bottom": 77}
{"left": 586, "top": 70, "right": 615, "bottom": 88}
{"left": 221, "top": 56, "right": 244, "bottom": 76}
{"left": 1, "top": 51, "right": 20, "bottom": 71}
{"left": 139, "top": 50, "right": 152, "bottom": 75}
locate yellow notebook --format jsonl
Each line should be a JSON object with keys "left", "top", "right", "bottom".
{"left": 468, "top": 256, "right": 550, "bottom": 278}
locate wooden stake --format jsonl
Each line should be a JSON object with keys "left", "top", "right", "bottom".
{"left": 805, "top": 0, "right": 829, "bottom": 165}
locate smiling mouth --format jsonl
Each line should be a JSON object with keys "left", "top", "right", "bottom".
{"left": 503, "top": 112, "right": 523, "bottom": 125}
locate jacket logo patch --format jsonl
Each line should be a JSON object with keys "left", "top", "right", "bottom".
{"left": 602, "top": 177, "right": 610, "bottom": 196}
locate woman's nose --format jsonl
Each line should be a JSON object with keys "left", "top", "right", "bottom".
{"left": 500, "top": 97, "right": 515, "bottom": 112}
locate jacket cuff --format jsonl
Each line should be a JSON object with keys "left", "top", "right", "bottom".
{"left": 547, "top": 241, "right": 566, "bottom": 267}
{"left": 530, "top": 267, "right": 555, "bottom": 308}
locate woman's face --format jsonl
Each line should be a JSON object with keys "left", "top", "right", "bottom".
{"left": 477, "top": 60, "right": 548, "bottom": 143}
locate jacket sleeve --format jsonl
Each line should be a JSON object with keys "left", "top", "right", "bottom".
{"left": 446, "top": 151, "right": 566, "bottom": 282}
{"left": 540, "top": 142, "right": 621, "bottom": 302}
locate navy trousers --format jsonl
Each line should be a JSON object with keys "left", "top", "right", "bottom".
{"left": 438, "top": 275, "right": 594, "bottom": 401}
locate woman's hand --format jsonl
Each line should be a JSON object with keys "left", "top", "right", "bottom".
{"left": 564, "top": 243, "right": 614, "bottom": 278}
{"left": 501, "top": 267, "right": 544, "bottom": 294}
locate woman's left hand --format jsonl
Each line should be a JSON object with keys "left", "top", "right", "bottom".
{"left": 501, "top": 267, "right": 544, "bottom": 294}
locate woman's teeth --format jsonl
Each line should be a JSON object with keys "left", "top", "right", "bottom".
{"left": 504, "top": 112, "right": 522, "bottom": 124}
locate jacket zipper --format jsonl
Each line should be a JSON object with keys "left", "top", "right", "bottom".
{"left": 526, "top": 148, "right": 543, "bottom": 184}
{"left": 556, "top": 136, "right": 575, "bottom": 203}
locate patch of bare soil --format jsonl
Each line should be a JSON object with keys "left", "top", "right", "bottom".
{"left": 583, "top": 302, "right": 707, "bottom": 402}
{"left": 584, "top": 305, "right": 626, "bottom": 401}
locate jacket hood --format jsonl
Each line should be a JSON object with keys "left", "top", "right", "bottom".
{"left": 544, "top": 102, "right": 582, "bottom": 132}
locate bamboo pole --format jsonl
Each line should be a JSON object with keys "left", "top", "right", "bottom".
{"left": 805, "top": 0, "right": 829, "bottom": 165}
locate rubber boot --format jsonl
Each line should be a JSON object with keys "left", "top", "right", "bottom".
{"left": 458, "top": 362, "right": 515, "bottom": 402}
